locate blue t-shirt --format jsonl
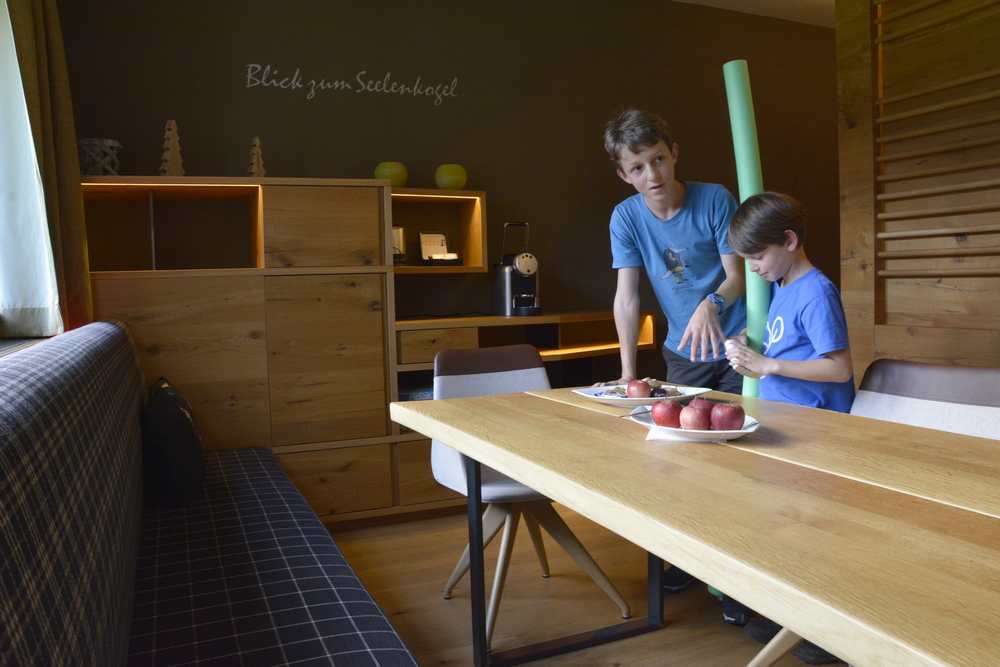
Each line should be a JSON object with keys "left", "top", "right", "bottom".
{"left": 610, "top": 181, "right": 746, "bottom": 360}
{"left": 759, "top": 268, "right": 855, "bottom": 412}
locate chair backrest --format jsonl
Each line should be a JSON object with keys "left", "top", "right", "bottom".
{"left": 850, "top": 358, "right": 1000, "bottom": 439}
{"left": 431, "top": 345, "right": 550, "bottom": 496}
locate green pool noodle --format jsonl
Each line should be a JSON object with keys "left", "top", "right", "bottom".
{"left": 723, "top": 59, "right": 770, "bottom": 399}
{"left": 707, "top": 60, "right": 769, "bottom": 603}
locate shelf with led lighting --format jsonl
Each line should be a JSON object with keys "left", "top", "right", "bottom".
{"left": 390, "top": 187, "right": 487, "bottom": 274}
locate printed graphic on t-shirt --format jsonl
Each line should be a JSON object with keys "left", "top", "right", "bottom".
{"left": 662, "top": 246, "right": 687, "bottom": 284}
{"left": 764, "top": 316, "right": 784, "bottom": 353}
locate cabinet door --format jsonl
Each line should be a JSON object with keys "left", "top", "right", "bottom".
{"left": 278, "top": 445, "right": 392, "bottom": 516}
{"left": 263, "top": 186, "right": 382, "bottom": 267}
{"left": 397, "top": 439, "right": 463, "bottom": 505}
{"left": 266, "top": 275, "right": 387, "bottom": 445}
{"left": 92, "top": 275, "right": 270, "bottom": 449}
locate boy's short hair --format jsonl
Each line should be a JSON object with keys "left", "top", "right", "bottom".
{"left": 603, "top": 109, "right": 676, "bottom": 163}
{"left": 728, "top": 192, "right": 808, "bottom": 255}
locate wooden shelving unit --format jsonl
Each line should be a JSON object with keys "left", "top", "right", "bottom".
{"left": 390, "top": 188, "right": 487, "bottom": 274}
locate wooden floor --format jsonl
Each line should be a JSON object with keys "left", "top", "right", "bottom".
{"left": 333, "top": 506, "right": 819, "bottom": 666}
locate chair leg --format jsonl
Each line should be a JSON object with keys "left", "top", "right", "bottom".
{"left": 746, "top": 627, "right": 802, "bottom": 667}
{"left": 528, "top": 501, "right": 631, "bottom": 619}
{"left": 522, "top": 509, "right": 550, "bottom": 578}
{"left": 443, "top": 503, "right": 508, "bottom": 599}
{"left": 485, "top": 508, "right": 520, "bottom": 646}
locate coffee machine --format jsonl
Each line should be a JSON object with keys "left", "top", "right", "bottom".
{"left": 495, "top": 222, "right": 541, "bottom": 316}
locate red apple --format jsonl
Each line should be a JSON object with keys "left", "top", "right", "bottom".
{"left": 651, "top": 400, "right": 683, "bottom": 428}
{"left": 626, "top": 379, "right": 651, "bottom": 398}
{"left": 679, "top": 404, "right": 712, "bottom": 430}
{"left": 710, "top": 402, "right": 745, "bottom": 431}
{"left": 687, "top": 397, "right": 712, "bottom": 411}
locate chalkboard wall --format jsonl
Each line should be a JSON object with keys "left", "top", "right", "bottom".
{"left": 61, "top": 0, "right": 837, "bottom": 376}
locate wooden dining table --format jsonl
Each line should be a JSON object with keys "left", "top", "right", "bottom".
{"left": 389, "top": 388, "right": 1000, "bottom": 667}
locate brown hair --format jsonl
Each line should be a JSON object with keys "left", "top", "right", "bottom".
{"left": 727, "top": 192, "right": 807, "bottom": 255}
{"left": 603, "top": 109, "right": 676, "bottom": 163}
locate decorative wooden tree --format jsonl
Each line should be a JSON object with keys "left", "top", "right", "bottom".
{"left": 159, "top": 120, "right": 185, "bottom": 176}
{"left": 247, "top": 136, "right": 266, "bottom": 177}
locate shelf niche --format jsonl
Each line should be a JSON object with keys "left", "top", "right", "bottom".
{"left": 390, "top": 188, "right": 486, "bottom": 274}
{"left": 83, "top": 182, "right": 261, "bottom": 271}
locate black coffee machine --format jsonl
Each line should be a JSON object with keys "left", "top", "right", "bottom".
{"left": 494, "top": 222, "right": 541, "bottom": 316}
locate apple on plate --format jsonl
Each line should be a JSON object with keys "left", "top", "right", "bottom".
{"left": 626, "top": 379, "right": 651, "bottom": 398}
{"left": 651, "top": 400, "right": 683, "bottom": 428}
{"left": 679, "top": 403, "right": 712, "bottom": 430}
{"left": 710, "top": 402, "right": 746, "bottom": 431}
{"left": 687, "top": 397, "right": 712, "bottom": 411}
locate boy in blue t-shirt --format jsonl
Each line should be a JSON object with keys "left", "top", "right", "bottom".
{"left": 723, "top": 192, "right": 850, "bottom": 665}
{"left": 725, "top": 192, "right": 855, "bottom": 412}
{"left": 602, "top": 108, "right": 747, "bottom": 394}
{"left": 601, "top": 108, "right": 748, "bottom": 623}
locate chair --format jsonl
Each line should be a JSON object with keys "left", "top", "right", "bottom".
{"left": 432, "top": 344, "right": 630, "bottom": 645}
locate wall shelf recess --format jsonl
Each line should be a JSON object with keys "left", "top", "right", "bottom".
{"left": 390, "top": 187, "right": 487, "bottom": 274}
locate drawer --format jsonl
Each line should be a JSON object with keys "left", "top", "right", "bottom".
{"left": 397, "top": 327, "right": 478, "bottom": 365}
{"left": 278, "top": 444, "right": 392, "bottom": 517}
{"left": 396, "top": 439, "right": 463, "bottom": 505}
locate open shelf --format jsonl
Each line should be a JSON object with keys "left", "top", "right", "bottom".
{"left": 390, "top": 188, "right": 486, "bottom": 274}
{"left": 83, "top": 180, "right": 261, "bottom": 271}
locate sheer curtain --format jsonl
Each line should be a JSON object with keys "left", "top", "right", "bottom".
{"left": 0, "top": 0, "right": 62, "bottom": 337}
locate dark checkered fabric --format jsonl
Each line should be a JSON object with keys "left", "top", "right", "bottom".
{"left": 1, "top": 322, "right": 145, "bottom": 666}
{"left": 128, "top": 448, "right": 418, "bottom": 667}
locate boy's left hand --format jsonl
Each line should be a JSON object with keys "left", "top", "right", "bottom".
{"left": 725, "top": 339, "right": 777, "bottom": 377}
{"left": 679, "top": 300, "right": 725, "bottom": 362}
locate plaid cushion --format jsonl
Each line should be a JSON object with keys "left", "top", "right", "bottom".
{"left": 1, "top": 322, "right": 145, "bottom": 666}
{"left": 128, "top": 449, "right": 417, "bottom": 667}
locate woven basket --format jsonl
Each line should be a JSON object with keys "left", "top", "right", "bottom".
{"left": 78, "top": 138, "right": 123, "bottom": 176}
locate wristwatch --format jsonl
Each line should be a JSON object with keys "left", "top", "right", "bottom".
{"left": 706, "top": 292, "right": 726, "bottom": 314}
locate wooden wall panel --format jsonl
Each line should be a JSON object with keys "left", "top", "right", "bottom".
{"left": 92, "top": 275, "right": 271, "bottom": 449}
{"left": 266, "top": 274, "right": 388, "bottom": 445}
{"left": 837, "top": 0, "right": 877, "bottom": 380}
{"left": 839, "top": 0, "right": 1000, "bottom": 374}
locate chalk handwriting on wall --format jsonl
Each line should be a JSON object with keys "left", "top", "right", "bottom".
{"left": 245, "top": 64, "right": 460, "bottom": 106}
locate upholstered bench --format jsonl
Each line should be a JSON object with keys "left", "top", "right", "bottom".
{"left": 851, "top": 357, "right": 1000, "bottom": 438}
{"left": 0, "top": 322, "right": 416, "bottom": 666}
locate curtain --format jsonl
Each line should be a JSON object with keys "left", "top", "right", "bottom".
{"left": 5, "top": 0, "right": 91, "bottom": 335}
{"left": 0, "top": 0, "right": 61, "bottom": 336}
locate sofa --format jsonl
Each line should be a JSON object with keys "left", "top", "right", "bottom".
{"left": 0, "top": 321, "right": 417, "bottom": 666}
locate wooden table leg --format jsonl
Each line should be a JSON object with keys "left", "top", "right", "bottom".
{"left": 746, "top": 627, "right": 802, "bottom": 667}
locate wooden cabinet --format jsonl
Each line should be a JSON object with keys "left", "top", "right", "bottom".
{"left": 397, "top": 439, "right": 462, "bottom": 505}
{"left": 84, "top": 178, "right": 653, "bottom": 525}
{"left": 84, "top": 176, "right": 405, "bottom": 523}
{"left": 278, "top": 445, "right": 393, "bottom": 515}
{"left": 263, "top": 185, "right": 382, "bottom": 268}
{"left": 266, "top": 275, "right": 388, "bottom": 445}
{"left": 92, "top": 273, "right": 270, "bottom": 449}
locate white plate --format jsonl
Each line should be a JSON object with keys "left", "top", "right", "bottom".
{"left": 629, "top": 410, "right": 760, "bottom": 442}
{"left": 572, "top": 383, "right": 711, "bottom": 407}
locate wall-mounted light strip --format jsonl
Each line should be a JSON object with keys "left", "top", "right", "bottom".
{"left": 390, "top": 193, "right": 480, "bottom": 200}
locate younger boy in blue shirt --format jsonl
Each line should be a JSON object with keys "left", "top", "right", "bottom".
{"left": 724, "top": 191, "right": 851, "bottom": 665}
{"left": 725, "top": 192, "right": 854, "bottom": 412}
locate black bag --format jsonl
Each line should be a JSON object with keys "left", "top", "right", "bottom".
{"left": 142, "top": 377, "right": 205, "bottom": 507}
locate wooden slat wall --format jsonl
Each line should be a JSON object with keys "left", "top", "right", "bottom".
{"left": 839, "top": 0, "right": 1000, "bottom": 373}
